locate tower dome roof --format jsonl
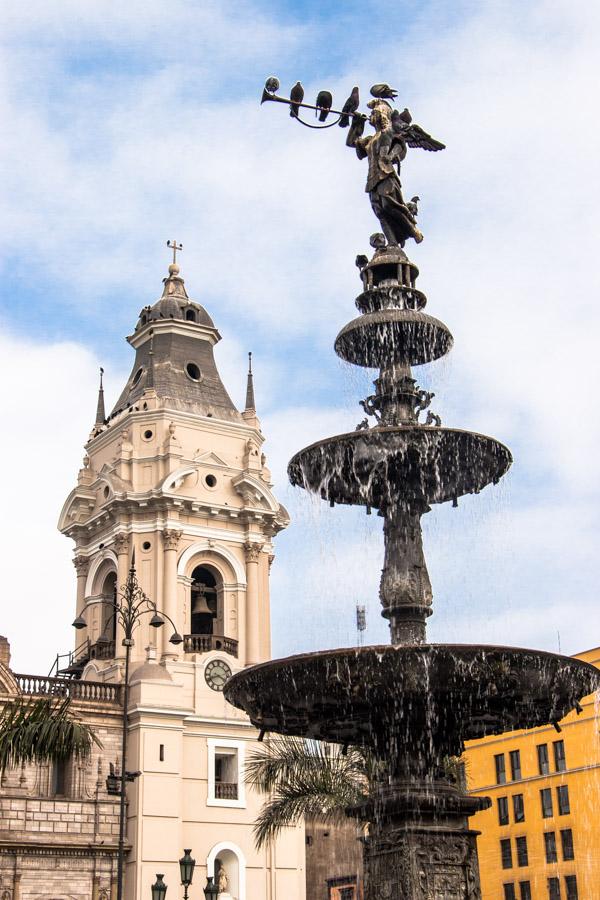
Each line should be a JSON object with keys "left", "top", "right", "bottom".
{"left": 107, "top": 258, "right": 242, "bottom": 423}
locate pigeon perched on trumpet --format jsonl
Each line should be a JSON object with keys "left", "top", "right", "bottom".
{"left": 289, "top": 81, "right": 304, "bottom": 118}
{"left": 339, "top": 86, "right": 360, "bottom": 127}
{"left": 316, "top": 90, "right": 333, "bottom": 122}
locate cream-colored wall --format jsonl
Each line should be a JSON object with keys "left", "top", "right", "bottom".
{"left": 58, "top": 319, "right": 302, "bottom": 900}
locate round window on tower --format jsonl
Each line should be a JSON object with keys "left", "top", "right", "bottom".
{"left": 185, "top": 362, "right": 202, "bottom": 382}
{"left": 132, "top": 367, "right": 144, "bottom": 387}
{"left": 142, "top": 541, "right": 151, "bottom": 552}
{"left": 142, "top": 428, "right": 154, "bottom": 441}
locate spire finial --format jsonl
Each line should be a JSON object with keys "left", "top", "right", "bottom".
{"left": 95, "top": 366, "right": 106, "bottom": 427}
{"left": 245, "top": 351, "right": 256, "bottom": 411}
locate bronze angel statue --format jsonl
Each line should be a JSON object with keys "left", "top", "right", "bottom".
{"left": 346, "top": 98, "right": 445, "bottom": 247}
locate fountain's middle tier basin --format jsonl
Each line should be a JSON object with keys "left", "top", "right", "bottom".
{"left": 224, "top": 645, "right": 599, "bottom": 761}
{"left": 288, "top": 426, "right": 512, "bottom": 508}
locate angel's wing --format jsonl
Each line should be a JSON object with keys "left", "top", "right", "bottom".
{"left": 404, "top": 123, "right": 445, "bottom": 152}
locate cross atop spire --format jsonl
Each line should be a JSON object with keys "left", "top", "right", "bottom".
{"left": 167, "top": 240, "right": 183, "bottom": 266}
{"left": 244, "top": 352, "right": 256, "bottom": 412}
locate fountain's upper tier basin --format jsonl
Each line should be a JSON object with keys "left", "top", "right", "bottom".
{"left": 224, "top": 644, "right": 600, "bottom": 759}
{"left": 335, "top": 309, "right": 453, "bottom": 367}
{"left": 288, "top": 425, "right": 512, "bottom": 509}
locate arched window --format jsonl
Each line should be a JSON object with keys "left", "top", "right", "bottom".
{"left": 185, "top": 308, "right": 197, "bottom": 322}
{"left": 190, "top": 565, "right": 219, "bottom": 635}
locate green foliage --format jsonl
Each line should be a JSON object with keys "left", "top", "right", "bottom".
{"left": 0, "top": 696, "right": 101, "bottom": 774}
{"left": 245, "top": 737, "right": 378, "bottom": 849}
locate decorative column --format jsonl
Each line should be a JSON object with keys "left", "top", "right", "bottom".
{"left": 73, "top": 555, "right": 90, "bottom": 646}
{"left": 244, "top": 542, "right": 264, "bottom": 666}
{"left": 114, "top": 533, "right": 130, "bottom": 662}
{"left": 162, "top": 529, "right": 183, "bottom": 660}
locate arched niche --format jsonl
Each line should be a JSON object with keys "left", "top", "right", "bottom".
{"left": 207, "top": 841, "right": 246, "bottom": 900}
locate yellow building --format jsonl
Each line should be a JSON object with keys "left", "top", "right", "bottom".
{"left": 463, "top": 647, "right": 600, "bottom": 900}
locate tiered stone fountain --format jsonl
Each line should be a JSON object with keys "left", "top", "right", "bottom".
{"left": 225, "top": 85, "right": 600, "bottom": 899}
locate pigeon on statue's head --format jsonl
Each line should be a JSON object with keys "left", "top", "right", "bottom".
{"left": 370, "top": 83, "right": 398, "bottom": 100}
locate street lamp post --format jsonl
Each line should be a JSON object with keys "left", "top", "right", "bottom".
{"left": 151, "top": 874, "right": 168, "bottom": 900}
{"left": 74, "top": 554, "right": 183, "bottom": 900}
{"left": 203, "top": 876, "right": 219, "bottom": 899}
{"left": 179, "top": 849, "right": 196, "bottom": 900}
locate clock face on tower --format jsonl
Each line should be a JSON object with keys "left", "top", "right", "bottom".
{"left": 204, "top": 658, "right": 232, "bottom": 692}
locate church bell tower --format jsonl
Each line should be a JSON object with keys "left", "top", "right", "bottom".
{"left": 57, "top": 250, "right": 302, "bottom": 900}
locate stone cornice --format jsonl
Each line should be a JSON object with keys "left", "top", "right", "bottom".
{"left": 0, "top": 844, "right": 119, "bottom": 858}
{"left": 86, "top": 403, "right": 264, "bottom": 455}
{"left": 62, "top": 492, "right": 287, "bottom": 542}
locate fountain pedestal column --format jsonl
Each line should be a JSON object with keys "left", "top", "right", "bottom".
{"left": 357, "top": 779, "right": 490, "bottom": 900}
{"left": 380, "top": 504, "right": 432, "bottom": 645}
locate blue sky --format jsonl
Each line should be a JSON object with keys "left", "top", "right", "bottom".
{"left": 2, "top": 0, "right": 600, "bottom": 672}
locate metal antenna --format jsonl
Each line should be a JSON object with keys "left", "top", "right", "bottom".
{"left": 356, "top": 604, "right": 366, "bottom": 647}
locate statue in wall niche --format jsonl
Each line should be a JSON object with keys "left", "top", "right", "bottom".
{"left": 215, "top": 860, "right": 231, "bottom": 897}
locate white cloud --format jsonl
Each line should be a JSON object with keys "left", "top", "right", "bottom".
{"left": 0, "top": 329, "right": 126, "bottom": 673}
{"left": 2, "top": 0, "right": 600, "bottom": 671}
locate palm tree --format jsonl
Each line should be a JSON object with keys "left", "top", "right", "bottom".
{"left": 0, "top": 696, "right": 101, "bottom": 774}
{"left": 245, "top": 736, "right": 467, "bottom": 849}
{"left": 245, "top": 736, "right": 380, "bottom": 849}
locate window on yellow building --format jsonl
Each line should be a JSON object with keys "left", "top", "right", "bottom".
{"left": 556, "top": 784, "right": 570, "bottom": 815}
{"left": 509, "top": 749, "right": 522, "bottom": 781}
{"left": 516, "top": 836, "right": 528, "bottom": 867}
{"left": 544, "top": 831, "right": 557, "bottom": 863}
{"left": 503, "top": 884, "right": 516, "bottom": 900}
{"left": 560, "top": 828, "right": 574, "bottom": 860}
{"left": 537, "top": 743, "right": 550, "bottom": 775}
{"left": 553, "top": 740, "right": 566, "bottom": 772}
{"left": 564, "top": 874, "right": 578, "bottom": 900}
{"left": 540, "top": 787, "right": 553, "bottom": 818}
{"left": 513, "top": 793, "right": 525, "bottom": 823}
{"left": 498, "top": 796, "right": 509, "bottom": 825}
{"left": 501, "top": 838, "right": 513, "bottom": 869}
{"left": 495, "top": 753, "right": 507, "bottom": 784}
{"left": 547, "top": 877, "right": 561, "bottom": 900}
{"left": 519, "top": 881, "right": 531, "bottom": 900}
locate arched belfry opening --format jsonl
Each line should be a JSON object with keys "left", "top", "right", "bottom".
{"left": 190, "top": 565, "right": 219, "bottom": 635}
{"left": 100, "top": 571, "right": 117, "bottom": 643}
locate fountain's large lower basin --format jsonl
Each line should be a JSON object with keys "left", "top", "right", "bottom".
{"left": 224, "top": 644, "right": 599, "bottom": 759}
{"left": 288, "top": 426, "right": 512, "bottom": 508}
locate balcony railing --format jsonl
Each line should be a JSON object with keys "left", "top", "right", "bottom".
{"left": 89, "top": 639, "right": 116, "bottom": 661}
{"left": 183, "top": 634, "right": 238, "bottom": 658}
{"left": 214, "top": 782, "right": 238, "bottom": 800}
{"left": 15, "top": 674, "right": 122, "bottom": 704}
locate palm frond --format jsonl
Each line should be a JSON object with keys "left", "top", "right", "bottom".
{"left": 246, "top": 737, "right": 374, "bottom": 848}
{"left": 0, "top": 697, "right": 101, "bottom": 773}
